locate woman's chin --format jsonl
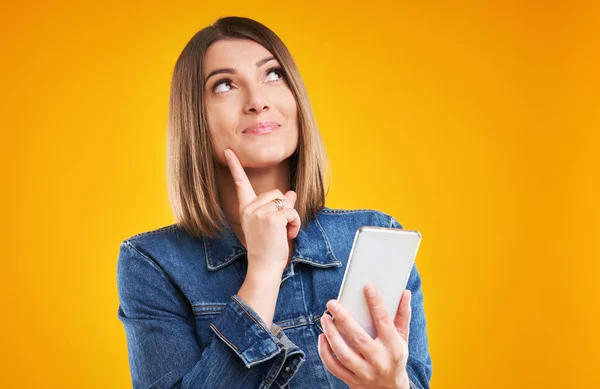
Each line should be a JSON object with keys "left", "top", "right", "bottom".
{"left": 240, "top": 150, "right": 294, "bottom": 169}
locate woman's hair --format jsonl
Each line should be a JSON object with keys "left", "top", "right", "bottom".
{"left": 167, "top": 16, "right": 331, "bottom": 239}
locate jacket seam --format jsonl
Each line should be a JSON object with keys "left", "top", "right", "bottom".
{"left": 297, "top": 266, "right": 311, "bottom": 326}
{"left": 123, "top": 240, "right": 165, "bottom": 275}
{"left": 127, "top": 224, "right": 178, "bottom": 240}
{"left": 209, "top": 323, "right": 239, "bottom": 350}
{"left": 274, "top": 314, "right": 320, "bottom": 329}
{"left": 249, "top": 348, "right": 282, "bottom": 365}
{"left": 320, "top": 208, "right": 389, "bottom": 217}
{"left": 193, "top": 303, "right": 227, "bottom": 309}
{"left": 314, "top": 216, "right": 340, "bottom": 262}
{"left": 193, "top": 308, "right": 326, "bottom": 330}
{"left": 192, "top": 306, "right": 226, "bottom": 316}
{"left": 147, "top": 369, "right": 177, "bottom": 388}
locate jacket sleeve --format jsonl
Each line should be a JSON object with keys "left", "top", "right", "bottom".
{"left": 390, "top": 217, "right": 433, "bottom": 389}
{"left": 116, "top": 240, "right": 305, "bottom": 389}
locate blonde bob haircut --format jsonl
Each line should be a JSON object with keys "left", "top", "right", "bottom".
{"left": 167, "top": 16, "right": 331, "bottom": 239}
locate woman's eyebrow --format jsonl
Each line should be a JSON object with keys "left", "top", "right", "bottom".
{"left": 204, "top": 56, "right": 277, "bottom": 84}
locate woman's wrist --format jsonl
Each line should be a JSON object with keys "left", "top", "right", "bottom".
{"left": 237, "top": 270, "right": 282, "bottom": 329}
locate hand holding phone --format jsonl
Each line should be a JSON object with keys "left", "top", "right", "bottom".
{"left": 335, "top": 226, "right": 422, "bottom": 340}
{"left": 317, "top": 225, "right": 421, "bottom": 387}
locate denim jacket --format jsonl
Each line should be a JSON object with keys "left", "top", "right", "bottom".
{"left": 116, "top": 206, "right": 433, "bottom": 389}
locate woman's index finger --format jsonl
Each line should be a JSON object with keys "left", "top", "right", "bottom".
{"left": 224, "top": 149, "right": 256, "bottom": 207}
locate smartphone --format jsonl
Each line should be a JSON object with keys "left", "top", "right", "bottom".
{"left": 335, "top": 226, "right": 422, "bottom": 340}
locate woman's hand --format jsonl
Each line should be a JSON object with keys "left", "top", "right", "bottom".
{"left": 224, "top": 148, "right": 301, "bottom": 276}
{"left": 318, "top": 285, "right": 413, "bottom": 389}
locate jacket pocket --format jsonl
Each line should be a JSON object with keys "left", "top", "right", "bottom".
{"left": 192, "top": 303, "right": 226, "bottom": 348}
{"left": 313, "top": 308, "right": 334, "bottom": 335}
{"left": 313, "top": 313, "right": 324, "bottom": 334}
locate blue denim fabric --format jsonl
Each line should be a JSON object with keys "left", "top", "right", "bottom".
{"left": 116, "top": 206, "right": 433, "bottom": 388}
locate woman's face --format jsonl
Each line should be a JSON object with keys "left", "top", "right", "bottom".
{"left": 202, "top": 38, "right": 299, "bottom": 169}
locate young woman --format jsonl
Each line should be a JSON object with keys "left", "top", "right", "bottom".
{"left": 117, "top": 16, "right": 432, "bottom": 389}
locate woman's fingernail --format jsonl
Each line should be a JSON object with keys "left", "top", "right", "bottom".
{"left": 366, "top": 285, "right": 376, "bottom": 297}
{"left": 328, "top": 300, "right": 339, "bottom": 313}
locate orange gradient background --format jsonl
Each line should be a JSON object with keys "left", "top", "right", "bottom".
{"left": 2, "top": 1, "right": 599, "bottom": 388}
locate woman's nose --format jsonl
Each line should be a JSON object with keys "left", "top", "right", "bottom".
{"left": 243, "top": 85, "right": 270, "bottom": 113}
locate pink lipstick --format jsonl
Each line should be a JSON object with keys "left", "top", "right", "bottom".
{"left": 243, "top": 121, "right": 280, "bottom": 135}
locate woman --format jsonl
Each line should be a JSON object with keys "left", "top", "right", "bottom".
{"left": 117, "top": 16, "right": 432, "bottom": 389}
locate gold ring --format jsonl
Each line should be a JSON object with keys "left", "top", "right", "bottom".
{"left": 271, "top": 198, "right": 284, "bottom": 211}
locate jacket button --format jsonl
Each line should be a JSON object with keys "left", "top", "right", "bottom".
{"left": 285, "top": 366, "right": 291, "bottom": 372}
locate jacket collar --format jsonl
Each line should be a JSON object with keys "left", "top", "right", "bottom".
{"left": 203, "top": 210, "right": 341, "bottom": 271}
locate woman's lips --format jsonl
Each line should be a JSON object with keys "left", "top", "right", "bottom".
{"left": 243, "top": 121, "right": 280, "bottom": 135}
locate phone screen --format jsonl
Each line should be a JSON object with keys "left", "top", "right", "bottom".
{"left": 336, "top": 226, "right": 422, "bottom": 340}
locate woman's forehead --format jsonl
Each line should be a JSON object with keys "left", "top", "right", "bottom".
{"left": 203, "top": 39, "right": 275, "bottom": 74}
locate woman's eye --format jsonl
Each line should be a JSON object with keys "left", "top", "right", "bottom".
{"left": 213, "top": 80, "right": 232, "bottom": 94}
{"left": 265, "top": 68, "right": 283, "bottom": 82}
{"left": 211, "top": 68, "right": 283, "bottom": 94}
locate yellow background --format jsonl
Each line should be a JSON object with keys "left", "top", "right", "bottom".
{"left": 2, "top": 1, "right": 598, "bottom": 388}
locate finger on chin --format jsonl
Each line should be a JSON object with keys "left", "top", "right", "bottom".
{"left": 224, "top": 148, "right": 256, "bottom": 206}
